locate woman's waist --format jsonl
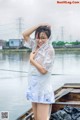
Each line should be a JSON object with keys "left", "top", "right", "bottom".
{"left": 29, "top": 69, "right": 50, "bottom": 77}
{"left": 29, "top": 64, "right": 50, "bottom": 76}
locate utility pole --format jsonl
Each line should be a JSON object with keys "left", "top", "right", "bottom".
{"left": 56, "top": 36, "right": 59, "bottom": 42}
{"left": 17, "top": 17, "right": 23, "bottom": 39}
{"left": 69, "top": 34, "right": 72, "bottom": 42}
{"left": 61, "top": 26, "right": 64, "bottom": 41}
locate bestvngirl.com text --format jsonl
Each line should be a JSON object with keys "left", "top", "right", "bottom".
{"left": 57, "top": 1, "right": 80, "bottom": 4}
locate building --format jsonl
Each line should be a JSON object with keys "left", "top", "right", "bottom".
{"left": 0, "top": 40, "right": 6, "bottom": 49}
{"left": 9, "top": 39, "right": 22, "bottom": 48}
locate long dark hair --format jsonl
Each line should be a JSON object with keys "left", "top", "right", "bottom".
{"left": 35, "top": 26, "right": 51, "bottom": 39}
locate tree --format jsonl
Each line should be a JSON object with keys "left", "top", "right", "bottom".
{"left": 56, "top": 41, "right": 65, "bottom": 46}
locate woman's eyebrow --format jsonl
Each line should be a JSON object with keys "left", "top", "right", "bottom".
{"left": 41, "top": 36, "right": 44, "bottom": 38}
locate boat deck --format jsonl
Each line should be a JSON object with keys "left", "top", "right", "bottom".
{"left": 17, "top": 83, "right": 80, "bottom": 120}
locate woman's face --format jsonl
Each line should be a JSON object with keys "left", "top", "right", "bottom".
{"left": 36, "top": 32, "right": 48, "bottom": 47}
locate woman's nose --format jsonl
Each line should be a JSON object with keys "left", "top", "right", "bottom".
{"left": 39, "top": 39, "right": 42, "bottom": 42}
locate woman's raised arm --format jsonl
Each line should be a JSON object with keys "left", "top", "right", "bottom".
{"left": 22, "top": 25, "right": 39, "bottom": 41}
{"left": 22, "top": 23, "right": 51, "bottom": 42}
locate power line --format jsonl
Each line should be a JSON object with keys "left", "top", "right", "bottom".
{"left": 0, "top": 22, "right": 16, "bottom": 26}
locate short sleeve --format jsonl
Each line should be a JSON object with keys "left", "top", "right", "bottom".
{"left": 23, "top": 37, "right": 35, "bottom": 49}
{"left": 42, "top": 48, "right": 55, "bottom": 72}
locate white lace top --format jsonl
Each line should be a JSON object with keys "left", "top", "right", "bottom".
{"left": 24, "top": 38, "right": 55, "bottom": 104}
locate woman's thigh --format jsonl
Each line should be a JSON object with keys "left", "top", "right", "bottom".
{"left": 32, "top": 102, "right": 37, "bottom": 120}
{"left": 37, "top": 103, "right": 50, "bottom": 120}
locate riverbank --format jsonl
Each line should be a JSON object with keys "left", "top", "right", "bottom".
{"left": 0, "top": 49, "right": 27, "bottom": 53}
{"left": 0, "top": 47, "right": 80, "bottom": 53}
{"left": 55, "top": 47, "right": 80, "bottom": 51}
{"left": 55, "top": 47, "right": 80, "bottom": 54}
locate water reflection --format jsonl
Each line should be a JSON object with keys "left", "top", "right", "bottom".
{"left": 0, "top": 51, "right": 80, "bottom": 120}
{"left": 53, "top": 52, "right": 80, "bottom": 75}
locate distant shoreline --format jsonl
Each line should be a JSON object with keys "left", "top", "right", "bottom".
{"left": 54, "top": 47, "right": 80, "bottom": 54}
{"left": 0, "top": 47, "right": 80, "bottom": 53}
{"left": 54, "top": 47, "right": 80, "bottom": 51}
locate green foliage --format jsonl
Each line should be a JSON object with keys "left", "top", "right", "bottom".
{"left": 52, "top": 40, "right": 80, "bottom": 47}
{"left": 56, "top": 41, "right": 65, "bottom": 46}
{"left": 52, "top": 41, "right": 56, "bottom": 46}
{"left": 71, "top": 41, "right": 80, "bottom": 45}
{"left": 52, "top": 41, "right": 65, "bottom": 47}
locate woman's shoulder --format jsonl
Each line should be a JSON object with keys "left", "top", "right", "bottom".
{"left": 44, "top": 46, "right": 54, "bottom": 57}
{"left": 47, "top": 43, "right": 55, "bottom": 52}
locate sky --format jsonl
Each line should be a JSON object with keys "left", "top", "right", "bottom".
{"left": 0, "top": 0, "right": 80, "bottom": 41}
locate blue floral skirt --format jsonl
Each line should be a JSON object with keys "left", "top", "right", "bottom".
{"left": 26, "top": 75, "right": 55, "bottom": 104}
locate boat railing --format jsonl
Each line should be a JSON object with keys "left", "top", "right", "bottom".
{"left": 25, "top": 112, "right": 34, "bottom": 120}
{"left": 16, "top": 112, "right": 34, "bottom": 120}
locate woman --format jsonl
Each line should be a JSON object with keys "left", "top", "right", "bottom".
{"left": 22, "top": 24, "right": 55, "bottom": 120}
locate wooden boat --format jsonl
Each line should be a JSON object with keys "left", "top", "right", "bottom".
{"left": 17, "top": 83, "right": 80, "bottom": 120}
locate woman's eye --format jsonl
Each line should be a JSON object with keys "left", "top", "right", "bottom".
{"left": 40, "top": 37, "right": 45, "bottom": 39}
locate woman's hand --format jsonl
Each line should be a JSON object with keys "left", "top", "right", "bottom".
{"left": 29, "top": 50, "right": 47, "bottom": 74}
{"left": 30, "top": 50, "right": 38, "bottom": 61}
{"left": 38, "top": 23, "right": 51, "bottom": 29}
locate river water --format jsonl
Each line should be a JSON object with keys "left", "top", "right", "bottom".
{"left": 0, "top": 51, "right": 80, "bottom": 120}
